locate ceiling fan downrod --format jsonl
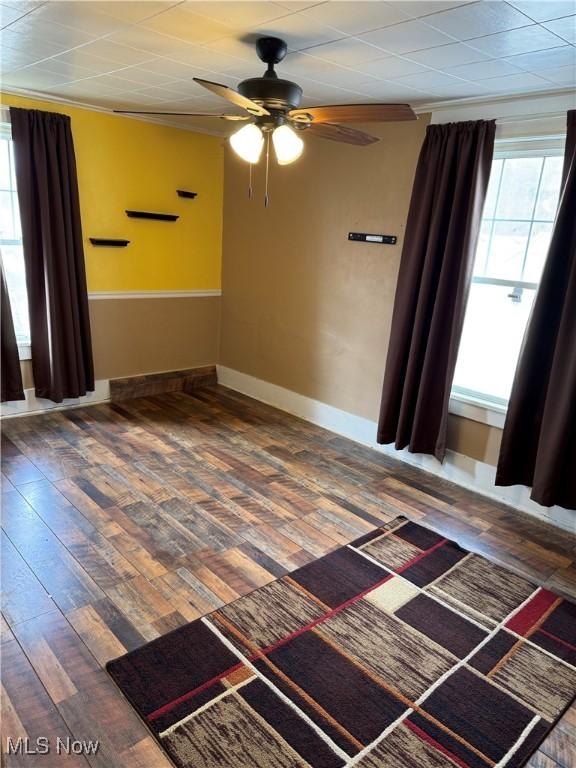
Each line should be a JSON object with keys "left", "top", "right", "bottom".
{"left": 238, "top": 37, "right": 303, "bottom": 113}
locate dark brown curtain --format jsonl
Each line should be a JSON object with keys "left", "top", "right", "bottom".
{"left": 377, "top": 119, "right": 496, "bottom": 460}
{"left": 495, "top": 110, "right": 576, "bottom": 509}
{"left": 10, "top": 107, "right": 94, "bottom": 403}
{"left": 1, "top": 261, "right": 25, "bottom": 401}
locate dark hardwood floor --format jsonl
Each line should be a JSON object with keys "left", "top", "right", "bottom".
{"left": 1, "top": 385, "right": 575, "bottom": 768}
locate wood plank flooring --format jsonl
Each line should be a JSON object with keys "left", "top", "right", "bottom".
{"left": 1, "top": 385, "right": 575, "bottom": 768}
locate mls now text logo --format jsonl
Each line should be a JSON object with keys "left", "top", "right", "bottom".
{"left": 6, "top": 737, "right": 100, "bottom": 755}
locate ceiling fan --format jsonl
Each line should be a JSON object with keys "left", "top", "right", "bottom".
{"left": 115, "top": 36, "right": 417, "bottom": 166}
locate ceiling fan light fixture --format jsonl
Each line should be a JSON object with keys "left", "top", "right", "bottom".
{"left": 272, "top": 124, "right": 304, "bottom": 165}
{"left": 230, "top": 123, "right": 264, "bottom": 164}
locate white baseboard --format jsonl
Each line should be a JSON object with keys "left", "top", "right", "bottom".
{"left": 217, "top": 365, "right": 575, "bottom": 534}
{"left": 1, "top": 379, "right": 110, "bottom": 419}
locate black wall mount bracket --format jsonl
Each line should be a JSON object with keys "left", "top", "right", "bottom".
{"left": 348, "top": 232, "right": 397, "bottom": 245}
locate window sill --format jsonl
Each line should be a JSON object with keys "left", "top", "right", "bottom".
{"left": 18, "top": 344, "right": 31, "bottom": 361}
{"left": 449, "top": 391, "right": 506, "bottom": 429}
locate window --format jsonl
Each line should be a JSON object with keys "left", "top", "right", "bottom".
{"left": 452, "top": 138, "right": 564, "bottom": 409}
{"left": 0, "top": 125, "right": 30, "bottom": 350}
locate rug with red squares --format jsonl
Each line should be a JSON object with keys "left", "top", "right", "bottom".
{"left": 107, "top": 515, "right": 576, "bottom": 768}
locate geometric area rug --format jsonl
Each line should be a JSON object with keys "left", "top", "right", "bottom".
{"left": 107, "top": 516, "right": 576, "bottom": 768}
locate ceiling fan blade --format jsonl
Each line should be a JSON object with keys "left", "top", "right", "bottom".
{"left": 289, "top": 104, "right": 416, "bottom": 124}
{"left": 307, "top": 123, "right": 379, "bottom": 146}
{"left": 113, "top": 110, "right": 249, "bottom": 119}
{"left": 193, "top": 78, "right": 270, "bottom": 117}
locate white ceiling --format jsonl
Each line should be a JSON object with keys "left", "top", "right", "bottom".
{"left": 1, "top": 0, "right": 575, "bottom": 132}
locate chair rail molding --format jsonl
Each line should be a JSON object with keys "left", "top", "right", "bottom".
{"left": 88, "top": 290, "right": 221, "bottom": 300}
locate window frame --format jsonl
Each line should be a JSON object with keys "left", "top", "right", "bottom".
{"left": 449, "top": 133, "right": 565, "bottom": 427}
{"left": 0, "top": 119, "right": 31, "bottom": 360}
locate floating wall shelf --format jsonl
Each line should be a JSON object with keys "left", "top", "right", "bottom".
{"left": 177, "top": 190, "right": 197, "bottom": 199}
{"left": 89, "top": 238, "right": 130, "bottom": 247}
{"left": 125, "top": 210, "right": 179, "bottom": 221}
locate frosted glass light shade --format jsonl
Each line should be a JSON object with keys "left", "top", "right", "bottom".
{"left": 230, "top": 124, "right": 264, "bottom": 164}
{"left": 272, "top": 125, "right": 304, "bottom": 165}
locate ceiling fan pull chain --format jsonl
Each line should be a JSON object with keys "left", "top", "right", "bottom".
{"left": 248, "top": 164, "right": 253, "bottom": 200}
{"left": 265, "top": 133, "right": 270, "bottom": 207}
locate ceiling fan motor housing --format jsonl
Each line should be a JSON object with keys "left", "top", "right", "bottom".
{"left": 238, "top": 76, "right": 303, "bottom": 111}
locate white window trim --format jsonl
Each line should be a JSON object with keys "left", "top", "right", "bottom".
{"left": 449, "top": 391, "right": 506, "bottom": 429}
{"left": 449, "top": 133, "right": 564, "bottom": 426}
{"left": 493, "top": 134, "right": 565, "bottom": 158}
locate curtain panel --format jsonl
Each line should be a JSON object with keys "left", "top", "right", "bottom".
{"left": 377, "top": 119, "right": 496, "bottom": 460}
{"left": 495, "top": 110, "right": 576, "bottom": 509}
{"left": 10, "top": 107, "right": 94, "bottom": 403}
{"left": 1, "top": 262, "right": 25, "bottom": 402}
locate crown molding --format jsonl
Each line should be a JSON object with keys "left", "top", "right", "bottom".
{"left": 413, "top": 87, "right": 575, "bottom": 113}
{"left": 1, "top": 88, "right": 229, "bottom": 137}
{"left": 4, "top": 86, "right": 573, "bottom": 139}
{"left": 415, "top": 88, "right": 575, "bottom": 124}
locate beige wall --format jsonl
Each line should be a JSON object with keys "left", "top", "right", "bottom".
{"left": 20, "top": 296, "right": 220, "bottom": 385}
{"left": 20, "top": 360, "right": 34, "bottom": 390}
{"left": 447, "top": 416, "right": 502, "bottom": 465}
{"left": 89, "top": 297, "right": 220, "bottom": 380}
{"left": 220, "top": 116, "right": 501, "bottom": 466}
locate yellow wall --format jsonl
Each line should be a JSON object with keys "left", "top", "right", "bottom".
{"left": 1, "top": 92, "right": 224, "bottom": 291}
